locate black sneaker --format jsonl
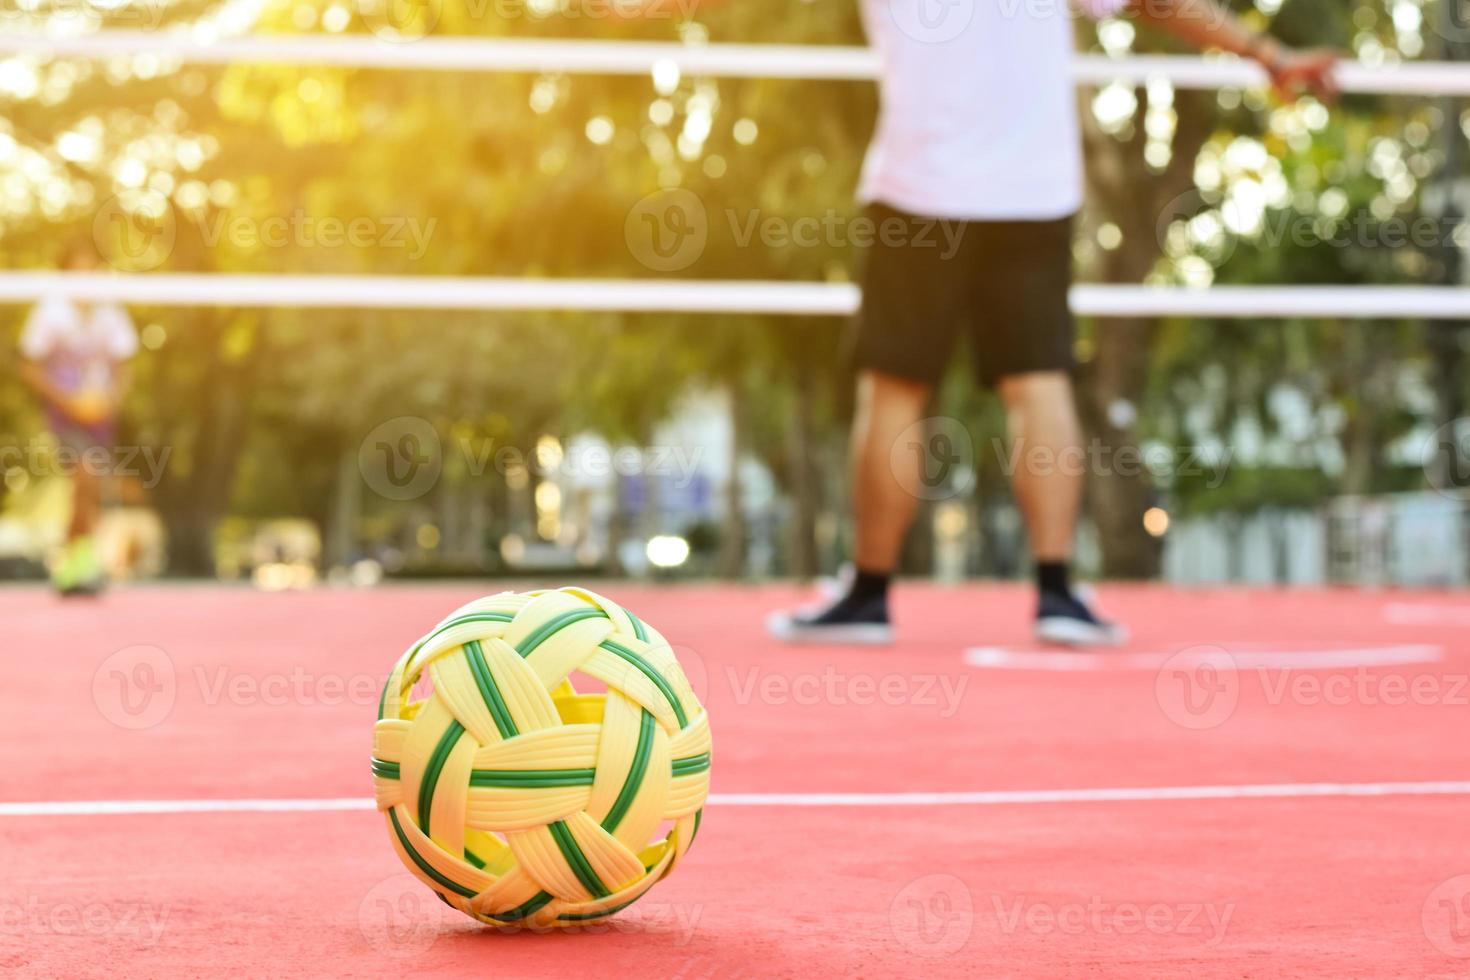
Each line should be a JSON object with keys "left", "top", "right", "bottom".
{"left": 766, "top": 591, "right": 893, "bottom": 645}
{"left": 1034, "top": 589, "right": 1127, "bottom": 647}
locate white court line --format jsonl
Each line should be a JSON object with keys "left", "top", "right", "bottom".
{"left": 1383, "top": 603, "right": 1470, "bottom": 627}
{"left": 964, "top": 644, "right": 1444, "bottom": 672}
{"left": 3, "top": 781, "right": 1469, "bottom": 817}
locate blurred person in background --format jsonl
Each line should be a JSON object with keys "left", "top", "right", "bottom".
{"left": 769, "top": 0, "right": 1337, "bottom": 646}
{"left": 18, "top": 242, "right": 138, "bottom": 595}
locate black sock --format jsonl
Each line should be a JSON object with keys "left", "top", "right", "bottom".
{"left": 847, "top": 567, "right": 891, "bottom": 604}
{"left": 1036, "top": 561, "right": 1071, "bottom": 599}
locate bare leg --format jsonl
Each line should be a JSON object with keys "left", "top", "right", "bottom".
{"left": 53, "top": 462, "right": 106, "bottom": 593}
{"left": 68, "top": 464, "right": 101, "bottom": 541}
{"left": 768, "top": 369, "right": 931, "bottom": 642}
{"left": 998, "top": 371, "right": 1083, "bottom": 563}
{"left": 852, "top": 369, "right": 933, "bottom": 572}
{"left": 999, "top": 370, "right": 1123, "bottom": 645}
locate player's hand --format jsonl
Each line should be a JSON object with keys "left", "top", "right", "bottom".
{"left": 1258, "top": 44, "right": 1340, "bottom": 104}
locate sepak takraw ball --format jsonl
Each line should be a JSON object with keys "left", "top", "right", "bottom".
{"left": 372, "top": 588, "right": 711, "bottom": 927}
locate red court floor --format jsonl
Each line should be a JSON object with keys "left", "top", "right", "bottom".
{"left": 2, "top": 582, "right": 1468, "bottom": 977}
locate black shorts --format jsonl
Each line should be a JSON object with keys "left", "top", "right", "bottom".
{"left": 850, "top": 203, "right": 1076, "bottom": 388}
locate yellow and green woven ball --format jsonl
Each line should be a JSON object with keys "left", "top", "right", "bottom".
{"left": 372, "top": 587, "right": 711, "bottom": 927}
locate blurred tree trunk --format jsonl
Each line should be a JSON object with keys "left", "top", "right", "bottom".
{"left": 477, "top": 439, "right": 511, "bottom": 555}
{"left": 325, "top": 447, "right": 358, "bottom": 569}
{"left": 437, "top": 478, "right": 461, "bottom": 564}
{"left": 633, "top": 424, "right": 662, "bottom": 575}
{"left": 719, "top": 380, "right": 748, "bottom": 577}
{"left": 786, "top": 362, "right": 821, "bottom": 580}
{"left": 1339, "top": 320, "right": 1389, "bottom": 496}
{"left": 901, "top": 499, "right": 936, "bottom": 575}
{"left": 468, "top": 493, "right": 490, "bottom": 569}
{"left": 1427, "top": 0, "right": 1470, "bottom": 490}
{"left": 1076, "top": 313, "right": 1162, "bottom": 577}
{"left": 1078, "top": 84, "right": 1215, "bottom": 579}
{"left": 155, "top": 311, "right": 263, "bottom": 576}
{"left": 605, "top": 460, "right": 630, "bottom": 575}
{"left": 1427, "top": 324, "right": 1468, "bottom": 490}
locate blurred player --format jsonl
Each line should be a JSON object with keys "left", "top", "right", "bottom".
{"left": 18, "top": 243, "right": 139, "bottom": 595}
{"left": 769, "top": 0, "right": 1336, "bottom": 646}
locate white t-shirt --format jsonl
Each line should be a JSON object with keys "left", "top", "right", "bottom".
{"left": 858, "top": 0, "right": 1126, "bottom": 221}
{"left": 20, "top": 294, "right": 139, "bottom": 396}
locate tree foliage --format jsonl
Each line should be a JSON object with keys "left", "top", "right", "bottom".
{"left": 1, "top": 0, "right": 1464, "bottom": 576}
